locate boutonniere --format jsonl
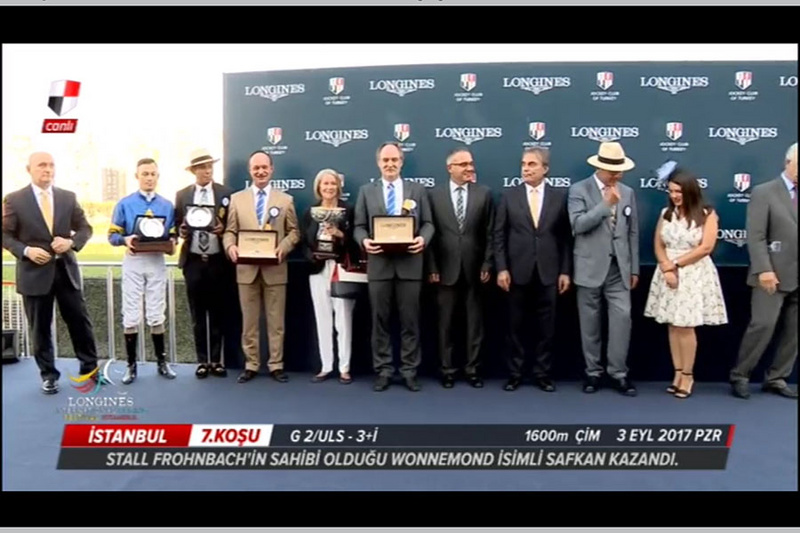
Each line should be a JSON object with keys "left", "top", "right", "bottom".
{"left": 401, "top": 199, "right": 417, "bottom": 215}
{"left": 623, "top": 205, "right": 632, "bottom": 217}
{"left": 218, "top": 207, "right": 226, "bottom": 219}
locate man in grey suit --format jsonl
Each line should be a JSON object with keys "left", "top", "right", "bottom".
{"left": 354, "top": 142, "right": 435, "bottom": 392}
{"left": 568, "top": 142, "right": 639, "bottom": 396}
{"left": 426, "top": 148, "right": 494, "bottom": 389}
{"left": 731, "top": 142, "right": 798, "bottom": 399}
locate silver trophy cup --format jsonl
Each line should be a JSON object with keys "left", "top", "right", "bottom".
{"left": 310, "top": 206, "right": 346, "bottom": 259}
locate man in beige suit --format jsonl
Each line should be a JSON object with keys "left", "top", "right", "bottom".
{"left": 223, "top": 150, "right": 300, "bottom": 384}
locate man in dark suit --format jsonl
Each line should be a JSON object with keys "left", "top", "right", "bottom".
{"left": 354, "top": 142, "right": 435, "bottom": 392}
{"left": 175, "top": 149, "right": 236, "bottom": 378}
{"left": 731, "top": 142, "right": 798, "bottom": 399}
{"left": 2, "top": 152, "right": 99, "bottom": 394}
{"left": 495, "top": 147, "right": 572, "bottom": 392}
{"left": 426, "top": 148, "right": 494, "bottom": 388}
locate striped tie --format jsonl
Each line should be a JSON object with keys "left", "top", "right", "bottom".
{"left": 386, "top": 183, "right": 395, "bottom": 215}
{"left": 456, "top": 186, "right": 465, "bottom": 230}
{"left": 256, "top": 189, "right": 266, "bottom": 227}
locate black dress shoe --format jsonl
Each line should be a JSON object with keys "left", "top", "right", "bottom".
{"left": 583, "top": 376, "right": 600, "bottom": 393}
{"left": 441, "top": 375, "right": 455, "bottom": 389}
{"left": 41, "top": 379, "right": 59, "bottom": 395}
{"left": 503, "top": 377, "right": 521, "bottom": 391}
{"left": 762, "top": 382, "right": 798, "bottom": 399}
{"left": 373, "top": 375, "right": 390, "bottom": 392}
{"left": 311, "top": 372, "right": 331, "bottom": 383}
{"left": 271, "top": 370, "right": 289, "bottom": 383}
{"left": 731, "top": 381, "right": 751, "bottom": 399}
{"left": 404, "top": 376, "right": 421, "bottom": 392}
{"left": 535, "top": 376, "right": 556, "bottom": 392}
{"left": 613, "top": 377, "right": 637, "bottom": 397}
{"left": 237, "top": 370, "right": 258, "bottom": 383}
{"left": 467, "top": 375, "right": 484, "bottom": 388}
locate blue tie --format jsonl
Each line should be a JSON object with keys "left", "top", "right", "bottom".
{"left": 386, "top": 183, "right": 396, "bottom": 215}
{"left": 256, "top": 189, "right": 266, "bottom": 227}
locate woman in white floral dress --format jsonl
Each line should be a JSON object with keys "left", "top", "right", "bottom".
{"left": 644, "top": 166, "right": 728, "bottom": 398}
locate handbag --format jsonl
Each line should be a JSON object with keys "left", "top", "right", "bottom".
{"left": 330, "top": 256, "right": 368, "bottom": 299}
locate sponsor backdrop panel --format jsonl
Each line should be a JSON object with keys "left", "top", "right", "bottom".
{"left": 224, "top": 62, "right": 796, "bottom": 267}
{"left": 222, "top": 62, "right": 796, "bottom": 381}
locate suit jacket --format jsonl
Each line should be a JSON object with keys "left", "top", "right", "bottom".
{"left": 494, "top": 184, "right": 572, "bottom": 286}
{"left": 175, "top": 182, "right": 234, "bottom": 268}
{"left": 2, "top": 185, "right": 92, "bottom": 296}
{"left": 301, "top": 200, "right": 358, "bottom": 275}
{"left": 746, "top": 176, "right": 798, "bottom": 292}
{"left": 222, "top": 186, "right": 300, "bottom": 285}
{"left": 568, "top": 175, "right": 639, "bottom": 290}
{"left": 353, "top": 178, "right": 435, "bottom": 281}
{"left": 426, "top": 182, "right": 494, "bottom": 286}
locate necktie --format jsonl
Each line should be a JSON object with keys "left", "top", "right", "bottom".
{"left": 41, "top": 190, "right": 53, "bottom": 234}
{"left": 456, "top": 187, "right": 465, "bottom": 230}
{"left": 386, "top": 183, "right": 396, "bottom": 215}
{"left": 605, "top": 187, "right": 617, "bottom": 229}
{"left": 530, "top": 187, "right": 540, "bottom": 228}
{"left": 200, "top": 187, "right": 209, "bottom": 205}
{"left": 256, "top": 189, "right": 266, "bottom": 227}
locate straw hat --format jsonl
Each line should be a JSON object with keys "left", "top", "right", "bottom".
{"left": 587, "top": 141, "right": 635, "bottom": 172}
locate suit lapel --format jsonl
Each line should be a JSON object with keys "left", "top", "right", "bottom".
{"left": 538, "top": 185, "right": 554, "bottom": 230}
{"left": 775, "top": 177, "right": 797, "bottom": 223}
{"left": 243, "top": 189, "right": 260, "bottom": 229}
{"left": 463, "top": 183, "right": 479, "bottom": 234}
{"left": 27, "top": 186, "right": 52, "bottom": 236}
{"left": 440, "top": 184, "right": 461, "bottom": 232}
{"left": 373, "top": 180, "right": 387, "bottom": 216}
{"left": 517, "top": 184, "right": 535, "bottom": 231}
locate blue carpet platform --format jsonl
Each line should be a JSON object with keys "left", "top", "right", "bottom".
{"left": 2, "top": 357, "right": 796, "bottom": 491}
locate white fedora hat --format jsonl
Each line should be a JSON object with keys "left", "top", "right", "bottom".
{"left": 587, "top": 141, "right": 635, "bottom": 172}
{"left": 186, "top": 148, "right": 220, "bottom": 171}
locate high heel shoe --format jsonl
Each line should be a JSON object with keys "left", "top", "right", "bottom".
{"left": 666, "top": 369, "right": 682, "bottom": 394}
{"left": 674, "top": 372, "right": 694, "bottom": 399}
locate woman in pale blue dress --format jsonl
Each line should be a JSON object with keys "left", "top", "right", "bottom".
{"left": 644, "top": 164, "right": 728, "bottom": 399}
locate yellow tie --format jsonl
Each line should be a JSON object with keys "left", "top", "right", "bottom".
{"left": 41, "top": 190, "right": 53, "bottom": 234}
{"left": 530, "top": 187, "right": 540, "bottom": 228}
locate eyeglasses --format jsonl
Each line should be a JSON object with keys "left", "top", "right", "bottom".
{"left": 450, "top": 161, "right": 475, "bottom": 168}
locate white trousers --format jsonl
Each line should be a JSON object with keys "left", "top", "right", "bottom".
{"left": 122, "top": 252, "right": 167, "bottom": 329}
{"left": 309, "top": 259, "right": 355, "bottom": 373}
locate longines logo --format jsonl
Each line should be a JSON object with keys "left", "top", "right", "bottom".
{"left": 727, "top": 173, "right": 752, "bottom": 204}
{"left": 640, "top": 176, "right": 707, "bottom": 190}
{"left": 454, "top": 73, "right": 483, "bottom": 103}
{"left": 434, "top": 126, "right": 503, "bottom": 146}
{"left": 368, "top": 78, "right": 435, "bottom": 97}
{"left": 304, "top": 128, "right": 369, "bottom": 148}
{"left": 570, "top": 126, "right": 640, "bottom": 142}
{"left": 261, "top": 126, "right": 289, "bottom": 156}
{"left": 640, "top": 76, "right": 709, "bottom": 95}
{"left": 271, "top": 179, "right": 306, "bottom": 191}
{"left": 503, "top": 176, "right": 571, "bottom": 188}
{"left": 718, "top": 228, "right": 747, "bottom": 248}
{"left": 591, "top": 71, "right": 619, "bottom": 102}
{"left": 523, "top": 122, "right": 552, "bottom": 149}
{"left": 502, "top": 76, "right": 571, "bottom": 95}
{"left": 660, "top": 122, "right": 690, "bottom": 153}
{"left": 779, "top": 75, "right": 797, "bottom": 87}
{"left": 393, "top": 123, "right": 417, "bottom": 153}
{"left": 708, "top": 126, "right": 778, "bottom": 146}
{"left": 369, "top": 176, "right": 436, "bottom": 188}
{"left": 728, "top": 71, "right": 759, "bottom": 101}
{"left": 244, "top": 83, "right": 305, "bottom": 102}
{"left": 324, "top": 77, "right": 351, "bottom": 106}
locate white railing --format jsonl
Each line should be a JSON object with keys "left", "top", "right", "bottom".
{"left": 2, "top": 261, "right": 182, "bottom": 365}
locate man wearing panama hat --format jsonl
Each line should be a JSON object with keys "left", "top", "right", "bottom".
{"left": 568, "top": 141, "right": 640, "bottom": 396}
{"left": 175, "top": 149, "right": 236, "bottom": 379}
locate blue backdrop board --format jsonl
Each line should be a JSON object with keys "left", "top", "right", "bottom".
{"left": 222, "top": 62, "right": 798, "bottom": 382}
